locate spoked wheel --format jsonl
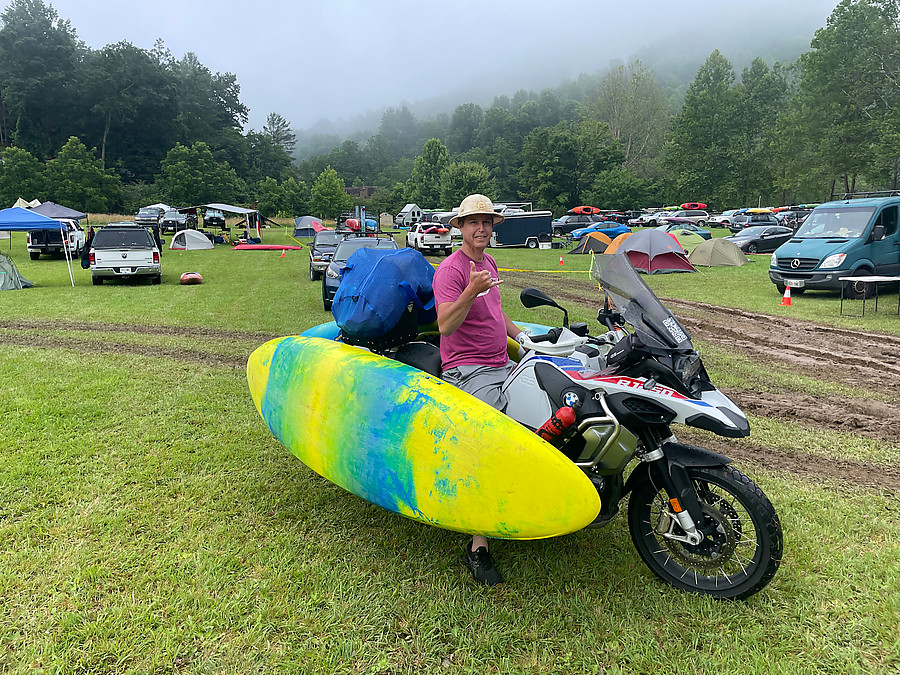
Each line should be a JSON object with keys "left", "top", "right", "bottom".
{"left": 628, "top": 464, "right": 782, "bottom": 600}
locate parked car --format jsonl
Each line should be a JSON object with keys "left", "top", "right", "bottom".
{"left": 203, "top": 209, "right": 226, "bottom": 229}
{"left": 708, "top": 209, "right": 740, "bottom": 228}
{"left": 627, "top": 211, "right": 671, "bottom": 227}
{"left": 769, "top": 196, "right": 900, "bottom": 297}
{"left": 406, "top": 222, "right": 452, "bottom": 255}
{"left": 667, "top": 209, "right": 709, "bottom": 226}
{"left": 26, "top": 218, "right": 86, "bottom": 259}
{"left": 160, "top": 209, "right": 194, "bottom": 233}
{"left": 89, "top": 222, "right": 161, "bottom": 285}
{"left": 655, "top": 221, "right": 712, "bottom": 240}
{"left": 725, "top": 225, "right": 794, "bottom": 254}
{"left": 308, "top": 229, "right": 350, "bottom": 281}
{"left": 729, "top": 213, "right": 779, "bottom": 233}
{"left": 323, "top": 236, "right": 399, "bottom": 310}
{"left": 134, "top": 207, "right": 164, "bottom": 228}
{"left": 570, "top": 222, "right": 631, "bottom": 240}
{"left": 551, "top": 213, "right": 605, "bottom": 236}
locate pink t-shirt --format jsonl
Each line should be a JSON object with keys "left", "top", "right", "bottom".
{"left": 433, "top": 249, "right": 509, "bottom": 370}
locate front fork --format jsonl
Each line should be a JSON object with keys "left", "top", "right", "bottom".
{"left": 642, "top": 437, "right": 705, "bottom": 546}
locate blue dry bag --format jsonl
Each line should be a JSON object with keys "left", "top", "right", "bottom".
{"left": 332, "top": 247, "right": 436, "bottom": 339}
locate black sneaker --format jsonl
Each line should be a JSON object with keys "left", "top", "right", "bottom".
{"left": 463, "top": 545, "right": 503, "bottom": 586}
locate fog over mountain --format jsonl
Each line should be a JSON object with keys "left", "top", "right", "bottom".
{"left": 44, "top": 0, "right": 838, "bottom": 134}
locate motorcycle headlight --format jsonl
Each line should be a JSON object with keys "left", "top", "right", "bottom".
{"left": 680, "top": 352, "right": 703, "bottom": 390}
{"left": 821, "top": 253, "right": 846, "bottom": 269}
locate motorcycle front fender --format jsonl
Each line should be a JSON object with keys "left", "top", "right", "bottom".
{"left": 623, "top": 442, "right": 733, "bottom": 521}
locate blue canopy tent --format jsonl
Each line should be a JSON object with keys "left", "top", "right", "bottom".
{"left": 0, "top": 207, "right": 75, "bottom": 286}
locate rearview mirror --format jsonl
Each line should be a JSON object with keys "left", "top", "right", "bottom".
{"left": 872, "top": 224, "right": 885, "bottom": 242}
{"left": 520, "top": 287, "right": 569, "bottom": 327}
{"left": 520, "top": 287, "right": 559, "bottom": 309}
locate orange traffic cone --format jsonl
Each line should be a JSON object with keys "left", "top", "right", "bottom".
{"left": 280, "top": 249, "right": 286, "bottom": 258}
{"left": 780, "top": 286, "right": 791, "bottom": 306}
{"left": 559, "top": 256, "right": 564, "bottom": 266}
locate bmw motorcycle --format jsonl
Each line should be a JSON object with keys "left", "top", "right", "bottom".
{"left": 500, "top": 253, "right": 782, "bottom": 599}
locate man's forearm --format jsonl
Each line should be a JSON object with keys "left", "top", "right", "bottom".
{"left": 437, "top": 290, "right": 478, "bottom": 335}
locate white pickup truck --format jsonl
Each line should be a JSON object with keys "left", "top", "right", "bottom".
{"left": 26, "top": 219, "right": 86, "bottom": 259}
{"left": 405, "top": 222, "right": 452, "bottom": 256}
{"left": 89, "top": 222, "right": 161, "bottom": 285}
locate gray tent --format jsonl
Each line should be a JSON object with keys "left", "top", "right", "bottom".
{"left": 688, "top": 238, "right": 748, "bottom": 267}
{"left": 0, "top": 251, "right": 33, "bottom": 290}
{"left": 30, "top": 201, "right": 87, "bottom": 220}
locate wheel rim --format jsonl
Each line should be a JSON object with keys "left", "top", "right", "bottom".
{"left": 748, "top": 244, "right": 757, "bottom": 254}
{"left": 640, "top": 476, "right": 762, "bottom": 586}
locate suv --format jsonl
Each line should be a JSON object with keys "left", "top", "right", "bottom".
{"left": 323, "top": 236, "right": 399, "bottom": 310}
{"left": 627, "top": 211, "right": 671, "bottom": 227}
{"left": 729, "top": 213, "right": 778, "bottom": 233}
{"left": 203, "top": 209, "right": 226, "bottom": 229}
{"left": 668, "top": 209, "right": 709, "bottom": 226}
{"left": 26, "top": 218, "right": 86, "bottom": 259}
{"left": 309, "top": 229, "right": 350, "bottom": 281}
{"left": 89, "top": 222, "right": 161, "bottom": 285}
{"left": 135, "top": 207, "right": 164, "bottom": 227}
{"left": 161, "top": 209, "right": 196, "bottom": 233}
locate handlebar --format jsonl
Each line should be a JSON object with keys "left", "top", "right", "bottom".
{"left": 529, "top": 327, "right": 563, "bottom": 344}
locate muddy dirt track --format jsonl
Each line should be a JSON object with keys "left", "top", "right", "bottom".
{"left": 2, "top": 303, "right": 899, "bottom": 491}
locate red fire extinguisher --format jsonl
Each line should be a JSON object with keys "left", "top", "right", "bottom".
{"left": 536, "top": 406, "right": 577, "bottom": 442}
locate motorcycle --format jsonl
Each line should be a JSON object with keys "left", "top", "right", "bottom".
{"left": 377, "top": 253, "right": 783, "bottom": 600}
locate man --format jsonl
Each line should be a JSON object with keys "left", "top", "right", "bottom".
{"left": 432, "top": 194, "right": 526, "bottom": 586}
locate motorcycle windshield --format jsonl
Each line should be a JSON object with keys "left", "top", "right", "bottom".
{"left": 591, "top": 253, "right": 693, "bottom": 351}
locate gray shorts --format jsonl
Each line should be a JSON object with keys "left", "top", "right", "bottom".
{"left": 442, "top": 361, "right": 516, "bottom": 411}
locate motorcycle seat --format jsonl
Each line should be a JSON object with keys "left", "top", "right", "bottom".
{"left": 392, "top": 341, "right": 442, "bottom": 378}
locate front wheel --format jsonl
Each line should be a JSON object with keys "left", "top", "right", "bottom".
{"left": 747, "top": 243, "right": 758, "bottom": 254}
{"left": 628, "top": 464, "right": 782, "bottom": 600}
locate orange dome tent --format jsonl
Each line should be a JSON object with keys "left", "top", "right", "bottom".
{"left": 569, "top": 231, "right": 612, "bottom": 254}
{"left": 604, "top": 232, "right": 633, "bottom": 254}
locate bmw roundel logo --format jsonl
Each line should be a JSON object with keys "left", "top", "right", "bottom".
{"left": 790, "top": 258, "right": 801, "bottom": 269}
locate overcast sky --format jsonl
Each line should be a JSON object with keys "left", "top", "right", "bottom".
{"left": 44, "top": 0, "right": 840, "bottom": 131}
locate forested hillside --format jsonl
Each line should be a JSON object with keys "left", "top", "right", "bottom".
{"left": 1, "top": 0, "right": 897, "bottom": 218}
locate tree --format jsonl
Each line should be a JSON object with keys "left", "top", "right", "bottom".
{"left": 583, "top": 169, "right": 657, "bottom": 211}
{"left": 733, "top": 58, "right": 789, "bottom": 204}
{"left": 439, "top": 161, "right": 496, "bottom": 207}
{"left": 447, "top": 103, "right": 484, "bottom": 154}
{"left": 585, "top": 60, "right": 670, "bottom": 178}
{"left": 519, "top": 120, "right": 623, "bottom": 212}
{"left": 409, "top": 138, "right": 450, "bottom": 208}
{"left": 83, "top": 41, "right": 178, "bottom": 177}
{"left": 310, "top": 166, "right": 351, "bottom": 219}
{"left": 797, "top": 0, "right": 900, "bottom": 194}
{"left": 154, "top": 141, "right": 242, "bottom": 205}
{"left": 663, "top": 50, "right": 742, "bottom": 208}
{"left": 262, "top": 113, "right": 297, "bottom": 155}
{"left": 170, "top": 52, "right": 248, "bottom": 147}
{"left": 0, "top": 0, "right": 85, "bottom": 156}
{"left": 0, "top": 145, "right": 46, "bottom": 205}
{"left": 377, "top": 106, "right": 419, "bottom": 159}
{"left": 44, "top": 137, "right": 122, "bottom": 212}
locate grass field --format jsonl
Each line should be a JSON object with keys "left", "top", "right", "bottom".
{"left": 1, "top": 224, "right": 899, "bottom": 673}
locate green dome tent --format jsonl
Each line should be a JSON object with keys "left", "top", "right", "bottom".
{"left": 688, "top": 238, "right": 748, "bottom": 267}
{"left": 671, "top": 231, "right": 707, "bottom": 253}
{"left": 0, "top": 251, "right": 33, "bottom": 290}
